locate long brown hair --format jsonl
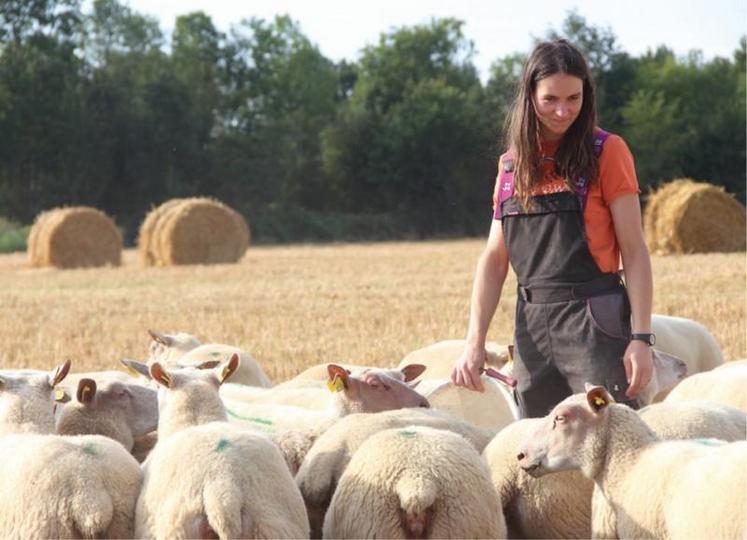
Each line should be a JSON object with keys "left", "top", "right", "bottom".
{"left": 504, "top": 39, "right": 597, "bottom": 209}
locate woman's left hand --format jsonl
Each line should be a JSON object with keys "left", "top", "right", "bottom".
{"left": 623, "top": 340, "right": 653, "bottom": 398}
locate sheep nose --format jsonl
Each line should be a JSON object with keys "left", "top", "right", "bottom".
{"left": 419, "top": 397, "right": 430, "bottom": 408}
{"left": 516, "top": 452, "right": 525, "bottom": 461}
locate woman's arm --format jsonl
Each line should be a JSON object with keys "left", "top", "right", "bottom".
{"left": 610, "top": 193, "right": 653, "bottom": 398}
{"left": 451, "top": 219, "right": 510, "bottom": 392}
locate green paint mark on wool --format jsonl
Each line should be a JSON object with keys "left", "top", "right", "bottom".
{"left": 214, "top": 438, "right": 231, "bottom": 453}
{"left": 210, "top": 351, "right": 222, "bottom": 357}
{"left": 81, "top": 443, "right": 98, "bottom": 456}
{"left": 226, "top": 408, "right": 274, "bottom": 427}
{"left": 694, "top": 438, "right": 726, "bottom": 447}
{"left": 399, "top": 430, "right": 418, "bottom": 438}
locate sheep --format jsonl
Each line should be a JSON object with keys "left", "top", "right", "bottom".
{"left": 297, "top": 407, "right": 496, "bottom": 538}
{"left": 136, "top": 354, "right": 309, "bottom": 539}
{"left": 396, "top": 339, "right": 511, "bottom": 380}
{"left": 651, "top": 314, "right": 725, "bottom": 385}
{"left": 55, "top": 376, "right": 159, "bottom": 462}
{"left": 414, "top": 375, "right": 519, "bottom": 432}
{"left": 0, "top": 433, "right": 142, "bottom": 538}
{"left": 275, "top": 362, "right": 420, "bottom": 390}
{"left": 664, "top": 361, "right": 747, "bottom": 412}
{"left": 323, "top": 425, "right": 507, "bottom": 539}
{"left": 145, "top": 329, "right": 272, "bottom": 387}
{"left": 0, "top": 360, "right": 71, "bottom": 434}
{"left": 221, "top": 363, "right": 430, "bottom": 443}
{"left": 147, "top": 329, "right": 201, "bottom": 363}
{"left": 484, "top": 397, "right": 747, "bottom": 539}
{"left": 0, "top": 361, "right": 142, "bottom": 538}
{"left": 639, "top": 400, "right": 746, "bottom": 441}
{"left": 220, "top": 364, "right": 426, "bottom": 411}
{"left": 517, "top": 385, "right": 747, "bottom": 539}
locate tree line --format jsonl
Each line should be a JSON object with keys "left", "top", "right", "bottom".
{"left": 0, "top": 0, "right": 744, "bottom": 243}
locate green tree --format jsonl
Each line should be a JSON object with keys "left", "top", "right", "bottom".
{"left": 322, "top": 19, "right": 494, "bottom": 235}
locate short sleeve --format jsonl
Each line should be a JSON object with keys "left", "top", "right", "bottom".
{"left": 598, "top": 134, "right": 640, "bottom": 205}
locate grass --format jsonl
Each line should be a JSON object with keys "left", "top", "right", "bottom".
{"left": 0, "top": 218, "right": 28, "bottom": 253}
{"left": 0, "top": 240, "right": 744, "bottom": 382}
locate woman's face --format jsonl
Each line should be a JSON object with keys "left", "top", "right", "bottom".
{"left": 533, "top": 73, "right": 583, "bottom": 141}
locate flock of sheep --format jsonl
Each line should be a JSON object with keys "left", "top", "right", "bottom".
{"left": 1, "top": 313, "right": 745, "bottom": 539}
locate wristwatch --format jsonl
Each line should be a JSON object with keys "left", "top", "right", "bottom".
{"left": 631, "top": 333, "right": 656, "bottom": 346}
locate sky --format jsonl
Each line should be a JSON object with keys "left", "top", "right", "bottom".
{"left": 120, "top": 0, "right": 745, "bottom": 80}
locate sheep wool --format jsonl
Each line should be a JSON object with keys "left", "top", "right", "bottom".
{"left": 323, "top": 425, "right": 506, "bottom": 539}
{"left": 665, "top": 362, "right": 747, "bottom": 413}
{"left": 136, "top": 422, "right": 308, "bottom": 539}
{"left": 0, "top": 433, "right": 142, "bottom": 538}
{"left": 297, "top": 407, "right": 496, "bottom": 538}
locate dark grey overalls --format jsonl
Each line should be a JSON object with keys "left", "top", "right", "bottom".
{"left": 495, "top": 130, "right": 638, "bottom": 418}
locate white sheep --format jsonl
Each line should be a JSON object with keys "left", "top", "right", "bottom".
{"left": 136, "top": 355, "right": 309, "bottom": 539}
{"left": 323, "top": 425, "right": 507, "bottom": 539}
{"left": 396, "top": 339, "right": 511, "bottom": 380}
{"left": 0, "top": 361, "right": 142, "bottom": 538}
{"left": 297, "top": 407, "right": 495, "bottom": 538}
{"left": 0, "top": 360, "right": 70, "bottom": 434}
{"left": 639, "top": 400, "right": 746, "bottom": 440}
{"left": 664, "top": 361, "right": 747, "bottom": 412}
{"left": 651, "top": 314, "right": 725, "bottom": 383}
{"left": 0, "top": 433, "right": 142, "bottom": 538}
{"left": 145, "top": 329, "right": 272, "bottom": 387}
{"left": 484, "top": 397, "right": 747, "bottom": 539}
{"left": 55, "top": 375, "right": 159, "bottom": 462}
{"left": 221, "top": 363, "right": 430, "bottom": 444}
{"left": 414, "top": 375, "right": 519, "bottom": 432}
{"left": 274, "top": 362, "right": 422, "bottom": 390}
{"left": 517, "top": 386, "right": 747, "bottom": 539}
{"left": 147, "top": 329, "right": 202, "bottom": 363}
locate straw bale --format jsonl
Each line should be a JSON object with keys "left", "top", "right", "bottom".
{"left": 27, "top": 206, "right": 122, "bottom": 268}
{"left": 644, "top": 179, "right": 746, "bottom": 254}
{"left": 152, "top": 198, "right": 250, "bottom": 266}
{"left": 137, "top": 198, "right": 186, "bottom": 266}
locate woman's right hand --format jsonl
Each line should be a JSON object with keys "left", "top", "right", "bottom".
{"left": 451, "top": 343, "right": 486, "bottom": 392}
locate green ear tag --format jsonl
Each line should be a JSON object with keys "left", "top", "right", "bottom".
{"left": 326, "top": 376, "right": 345, "bottom": 393}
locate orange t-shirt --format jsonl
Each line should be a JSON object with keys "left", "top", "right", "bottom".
{"left": 492, "top": 133, "right": 640, "bottom": 273}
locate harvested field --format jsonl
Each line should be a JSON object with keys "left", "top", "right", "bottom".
{"left": 0, "top": 239, "right": 744, "bottom": 382}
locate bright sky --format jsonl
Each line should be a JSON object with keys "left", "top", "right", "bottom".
{"left": 121, "top": 0, "right": 745, "bottom": 79}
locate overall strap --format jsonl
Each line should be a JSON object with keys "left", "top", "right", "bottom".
{"left": 496, "top": 129, "right": 610, "bottom": 218}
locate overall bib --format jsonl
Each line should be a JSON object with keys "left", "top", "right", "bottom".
{"left": 497, "top": 131, "right": 638, "bottom": 418}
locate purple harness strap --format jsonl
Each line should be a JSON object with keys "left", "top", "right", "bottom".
{"left": 495, "top": 129, "right": 610, "bottom": 219}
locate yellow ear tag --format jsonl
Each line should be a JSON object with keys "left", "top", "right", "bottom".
{"left": 55, "top": 388, "right": 67, "bottom": 401}
{"left": 220, "top": 365, "right": 231, "bottom": 384}
{"left": 326, "top": 375, "right": 345, "bottom": 393}
{"left": 125, "top": 365, "right": 140, "bottom": 378}
{"left": 594, "top": 396, "right": 606, "bottom": 406}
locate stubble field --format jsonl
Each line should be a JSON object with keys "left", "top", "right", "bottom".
{"left": 0, "top": 239, "right": 744, "bottom": 381}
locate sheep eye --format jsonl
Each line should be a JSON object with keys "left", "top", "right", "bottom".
{"left": 554, "top": 415, "right": 565, "bottom": 423}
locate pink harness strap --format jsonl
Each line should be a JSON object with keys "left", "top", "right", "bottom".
{"left": 495, "top": 129, "right": 610, "bottom": 219}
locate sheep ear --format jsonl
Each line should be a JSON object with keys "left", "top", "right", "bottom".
{"left": 196, "top": 360, "right": 221, "bottom": 370}
{"left": 76, "top": 378, "right": 97, "bottom": 405}
{"left": 148, "top": 329, "right": 172, "bottom": 347}
{"left": 217, "top": 354, "right": 240, "bottom": 385}
{"left": 508, "top": 344, "right": 514, "bottom": 361}
{"left": 49, "top": 360, "right": 71, "bottom": 387}
{"left": 149, "top": 363, "right": 172, "bottom": 388}
{"left": 400, "top": 364, "right": 426, "bottom": 382}
{"left": 120, "top": 358, "right": 152, "bottom": 379}
{"left": 585, "top": 384, "right": 614, "bottom": 412}
{"left": 326, "top": 364, "right": 349, "bottom": 391}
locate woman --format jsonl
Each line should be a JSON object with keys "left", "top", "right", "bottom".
{"left": 451, "top": 39, "right": 653, "bottom": 418}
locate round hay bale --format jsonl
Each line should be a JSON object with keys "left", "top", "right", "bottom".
{"left": 137, "top": 198, "right": 187, "bottom": 266}
{"left": 150, "top": 197, "right": 250, "bottom": 266}
{"left": 644, "top": 179, "right": 746, "bottom": 254}
{"left": 27, "top": 206, "right": 122, "bottom": 268}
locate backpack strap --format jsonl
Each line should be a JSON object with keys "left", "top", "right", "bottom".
{"left": 493, "top": 128, "right": 610, "bottom": 219}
